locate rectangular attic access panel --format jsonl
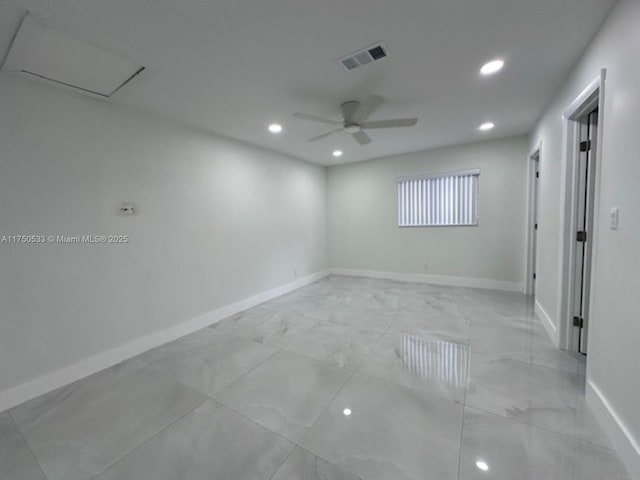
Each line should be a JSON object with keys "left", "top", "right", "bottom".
{"left": 2, "top": 12, "right": 145, "bottom": 98}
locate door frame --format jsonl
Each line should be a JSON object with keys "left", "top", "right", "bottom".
{"left": 524, "top": 143, "right": 541, "bottom": 296}
{"left": 558, "top": 70, "right": 606, "bottom": 351}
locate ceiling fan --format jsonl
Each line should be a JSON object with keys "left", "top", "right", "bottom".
{"left": 293, "top": 98, "right": 418, "bottom": 145}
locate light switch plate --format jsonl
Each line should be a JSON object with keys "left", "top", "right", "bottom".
{"left": 609, "top": 207, "right": 619, "bottom": 229}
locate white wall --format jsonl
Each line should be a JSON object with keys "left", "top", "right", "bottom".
{"left": 328, "top": 137, "right": 528, "bottom": 290}
{"left": 529, "top": 0, "right": 640, "bottom": 473}
{"left": 0, "top": 74, "right": 327, "bottom": 396}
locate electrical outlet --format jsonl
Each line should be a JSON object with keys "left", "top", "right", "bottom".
{"left": 294, "top": 268, "right": 298, "bottom": 277}
{"left": 119, "top": 202, "right": 137, "bottom": 215}
{"left": 423, "top": 264, "right": 429, "bottom": 271}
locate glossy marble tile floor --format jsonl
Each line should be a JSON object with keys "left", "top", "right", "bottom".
{"left": 1, "top": 276, "right": 631, "bottom": 480}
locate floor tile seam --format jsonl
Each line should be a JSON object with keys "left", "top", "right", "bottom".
{"left": 8, "top": 362, "right": 210, "bottom": 479}
{"left": 462, "top": 397, "right": 580, "bottom": 436}
{"left": 276, "top": 315, "right": 329, "bottom": 349}
{"left": 138, "top": 338, "right": 283, "bottom": 401}
{"left": 225, "top": 340, "right": 292, "bottom": 384}
{"left": 572, "top": 367, "right": 581, "bottom": 458}
{"left": 267, "top": 444, "right": 367, "bottom": 480}
{"left": 178, "top": 323, "right": 354, "bottom": 446}
{"left": 353, "top": 369, "right": 465, "bottom": 408}
{"left": 300, "top": 437, "right": 422, "bottom": 480}
{"left": 295, "top": 351, "right": 365, "bottom": 449}
{"left": 7, "top": 409, "right": 51, "bottom": 480}
{"left": 301, "top": 352, "right": 442, "bottom": 480}
{"left": 212, "top": 385, "right": 324, "bottom": 450}
{"left": 132, "top": 358, "right": 207, "bottom": 393}
{"left": 465, "top": 402, "right": 618, "bottom": 453}
{"left": 350, "top": 325, "right": 392, "bottom": 372}
{"left": 299, "top": 445, "right": 368, "bottom": 480}
{"left": 571, "top": 425, "right": 617, "bottom": 451}
{"left": 468, "top": 347, "right": 584, "bottom": 380}
{"left": 266, "top": 443, "right": 299, "bottom": 480}
{"left": 345, "top": 324, "right": 394, "bottom": 379}
{"left": 455, "top": 403, "right": 468, "bottom": 480}
{"left": 207, "top": 350, "right": 355, "bottom": 449}
{"left": 468, "top": 351, "right": 579, "bottom": 378}
{"left": 459, "top": 404, "right": 616, "bottom": 449}
{"left": 211, "top": 399, "right": 299, "bottom": 451}
{"left": 87, "top": 395, "right": 210, "bottom": 480}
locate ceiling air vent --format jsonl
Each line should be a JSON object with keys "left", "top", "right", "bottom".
{"left": 338, "top": 43, "right": 388, "bottom": 71}
{"left": 2, "top": 12, "right": 145, "bottom": 98}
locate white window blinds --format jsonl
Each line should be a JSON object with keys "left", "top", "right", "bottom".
{"left": 397, "top": 170, "right": 479, "bottom": 227}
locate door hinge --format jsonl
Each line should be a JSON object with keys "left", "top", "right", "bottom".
{"left": 534, "top": 223, "right": 538, "bottom": 230}
{"left": 576, "top": 230, "right": 587, "bottom": 242}
{"left": 536, "top": 171, "right": 539, "bottom": 178}
{"left": 573, "top": 316, "right": 584, "bottom": 328}
{"left": 580, "top": 141, "right": 591, "bottom": 152}
{"left": 533, "top": 273, "right": 536, "bottom": 280}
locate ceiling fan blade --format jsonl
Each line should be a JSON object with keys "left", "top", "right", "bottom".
{"left": 340, "top": 101, "right": 361, "bottom": 123}
{"left": 352, "top": 130, "right": 372, "bottom": 145}
{"left": 351, "top": 95, "right": 384, "bottom": 123}
{"left": 361, "top": 118, "right": 418, "bottom": 129}
{"left": 294, "top": 112, "right": 342, "bottom": 126}
{"left": 308, "top": 129, "right": 341, "bottom": 142}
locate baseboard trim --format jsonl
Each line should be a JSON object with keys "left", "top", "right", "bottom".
{"left": 586, "top": 380, "right": 640, "bottom": 478}
{"left": 0, "top": 269, "right": 329, "bottom": 413}
{"left": 534, "top": 300, "right": 559, "bottom": 348}
{"left": 330, "top": 268, "right": 523, "bottom": 293}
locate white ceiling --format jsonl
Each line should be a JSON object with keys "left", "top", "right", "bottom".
{"left": 0, "top": 0, "right": 616, "bottom": 165}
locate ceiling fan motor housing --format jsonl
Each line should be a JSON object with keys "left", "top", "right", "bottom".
{"left": 343, "top": 124, "right": 362, "bottom": 134}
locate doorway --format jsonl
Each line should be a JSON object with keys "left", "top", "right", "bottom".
{"left": 525, "top": 146, "right": 541, "bottom": 296}
{"left": 571, "top": 108, "right": 598, "bottom": 354}
{"left": 558, "top": 71, "right": 605, "bottom": 354}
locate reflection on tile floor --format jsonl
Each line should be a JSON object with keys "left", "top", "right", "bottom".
{"left": 0, "top": 276, "right": 631, "bottom": 480}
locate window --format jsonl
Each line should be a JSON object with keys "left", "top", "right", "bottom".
{"left": 397, "top": 169, "right": 479, "bottom": 227}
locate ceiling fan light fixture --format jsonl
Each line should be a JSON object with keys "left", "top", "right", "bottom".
{"left": 332, "top": 150, "right": 343, "bottom": 157}
{"left": 268, "top": 123, "right": 283, "bottom": 133}
{"left": 479, "top": 122, "right": 495, "bottom": 131}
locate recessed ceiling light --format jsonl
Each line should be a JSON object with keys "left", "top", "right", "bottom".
{"left": 333, "top": 150, "right": 343, "bottom": 158}
{"left": 480, "top": 59, "right": 504, "bottom": 75}
{"left": 476, "top": 460, "right": 489, "bottom": 471}
{"left": 268, "top": 123, "right": 283, "bottom": 133}
{"left": 479, "top": 122, "right": 495, "bottom": 131}
{"left": 343, "top": 408, "right": 352, "bottom": 416}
